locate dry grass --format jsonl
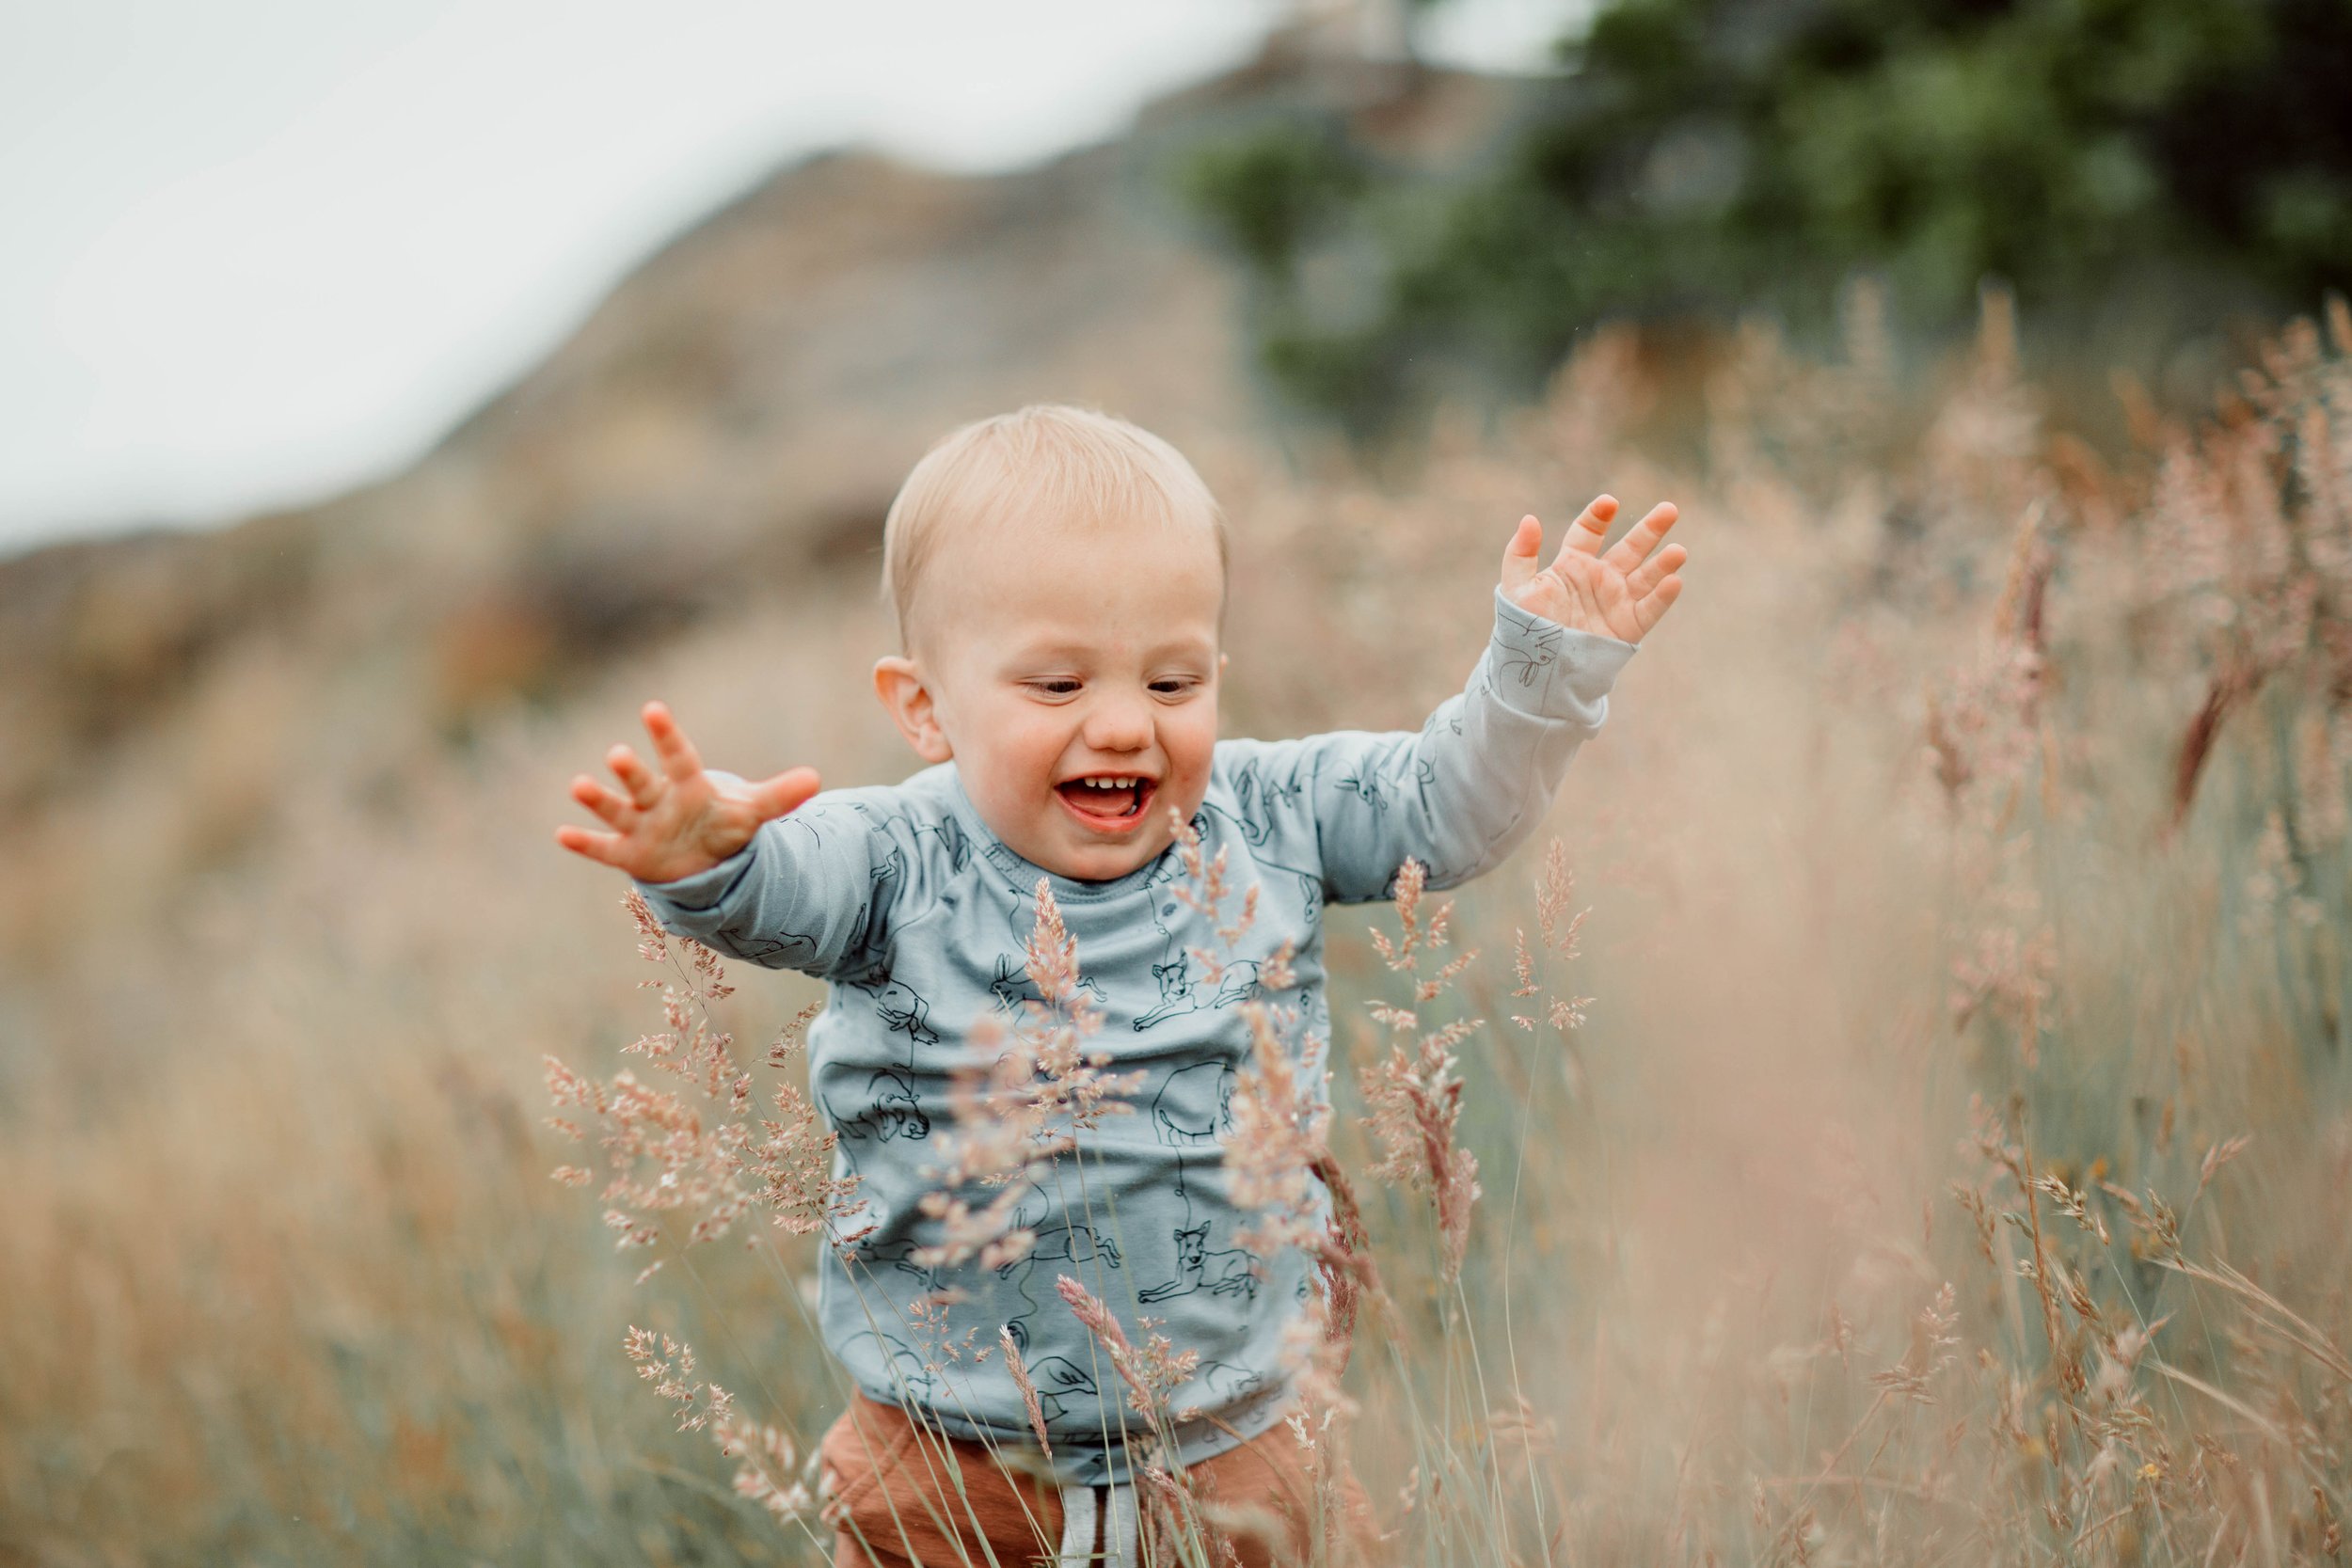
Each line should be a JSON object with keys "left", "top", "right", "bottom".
{"left": 6, "top": 290, "right": 2351, "bottom": 1565}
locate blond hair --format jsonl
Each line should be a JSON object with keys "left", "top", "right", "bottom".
{"left": 880, "top": 404, "right": 1228, "bottom": 649}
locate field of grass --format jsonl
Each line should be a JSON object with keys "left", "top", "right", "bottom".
{"left": 6, "top": 293, "right": 2349, "bottom": 1566}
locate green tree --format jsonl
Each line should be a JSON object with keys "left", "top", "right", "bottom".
{"left": 1182, "top": 0, "right": 2352, "bottom": 434}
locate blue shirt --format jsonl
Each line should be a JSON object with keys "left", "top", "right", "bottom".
{"left": 635, "top": 589, "right": 1634, "bottom": 1482}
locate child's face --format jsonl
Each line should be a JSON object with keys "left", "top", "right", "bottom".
{"left": 881, "top": 513, "right": 1224, "bottom": 882}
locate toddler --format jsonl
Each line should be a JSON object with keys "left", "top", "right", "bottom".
{"left": 556, "top": 405, "right": 1687, "bottom": 1565}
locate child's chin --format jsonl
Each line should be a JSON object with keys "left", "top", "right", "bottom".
{"left": 1058, "top": 848, "right": 1152, "bottom": 881}
{"left": 1041, "top": 828, "right": 1163, "bottom": 882}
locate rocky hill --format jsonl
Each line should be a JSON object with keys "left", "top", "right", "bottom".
{"left": 0, "top": 34, "right": 1522, "bottom": 986}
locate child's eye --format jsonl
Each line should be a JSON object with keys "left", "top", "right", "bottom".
{"left": 1150, "top": 679, "right": 1200, "bottom": 698}
{"left": 1027, "top": 679, "right": 1082, "bottom": 697}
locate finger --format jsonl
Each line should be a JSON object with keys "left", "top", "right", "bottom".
{"left": 1631, "top": 573, "right": 1684, "bottom": 638}
{"left": 1556, "top": 495, "right": 1617, "bottom": 561}
{"left": 608, "top": 743, "right": 663, "bottom": 809}
{"left": 1499, "top": 515, "right": 1543, "bottom": 593}
{"left": 1600, "top": 501, "right": 1678, "bottom": 577}
{"left": 555, "top": 823, "right": 627, "bottom": 866}
{"left": 749, "top": 767, "right": 822, "bottom": 821}
{"left": 570, "top": 773, "right": 635, "bottom": 831}
{"left": 1622, "top": 541, "right": 1688, "bottom": 600}
{"left": 642, "top": 701, "right": 705, "bottom": 784}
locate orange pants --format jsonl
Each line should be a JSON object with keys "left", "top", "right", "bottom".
{"left": 818, "top": 1391, "right": 1375, "bottom": 1566}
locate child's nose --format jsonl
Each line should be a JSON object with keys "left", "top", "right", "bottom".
{"left": 1082, "top": 690, "right": 1153, "bottom": 752}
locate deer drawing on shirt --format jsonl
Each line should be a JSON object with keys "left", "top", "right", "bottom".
{"left": 822, "top": 1067, "right": 931, "bottom": 1146}
{"left": 1134, "top": 858, "right": 1263, "bottom": 1031}
{"left": 1138, "top": 1219, "right": 1262, "bottom": 1306}
{"left": 850, "top": 1237, "right": 955, "bottom": 1296}
{"left": 1221, "top": 755, "right": 1308, "bottom": 848}
{"left": 997, "top": 1205, "right": 1125, "bottom": 1353}
{"left": 1136, "top": 1153, "right": 1261, "bottom": 1306}
{"left": 1191, "top": 1360, "right": 1265, "bottom": 1405}
{"left": 988, "top": 951, "right": 1106, "bottom": 1014}
{"left": 860, "top": 976, "right": 938, "bottom": 1050}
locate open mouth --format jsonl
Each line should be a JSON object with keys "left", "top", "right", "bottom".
{"left": 1055, "top": 773, "right": 1156, "bottom": 832}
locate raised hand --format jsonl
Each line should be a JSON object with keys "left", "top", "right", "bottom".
{"left": 1499, "top": 495, "right": 1687, "bottom": 644}
{"left": 555, "top": 701, "right": 820, "bottom": 884}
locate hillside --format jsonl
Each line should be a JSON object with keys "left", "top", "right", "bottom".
{"left": 0, "top": 36, "right": 1519, "bottom": 996}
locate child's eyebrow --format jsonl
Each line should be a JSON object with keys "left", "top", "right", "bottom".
{"left": 1000, "top": 635, "right": 1218, "bottom": 668}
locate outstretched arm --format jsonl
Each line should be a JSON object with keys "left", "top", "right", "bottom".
{"left": 557, "top": 703, "right": 882, "bottom": 974}
{"left": 557, "top": 701, "right": 821, "bottom": 884}
{"left": 1232, "top": 497, "right": 1687, "bottom": 903}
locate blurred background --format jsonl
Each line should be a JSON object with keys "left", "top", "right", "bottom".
{"left": 6, "top": 1, "right": 2350, "bottom": 1562}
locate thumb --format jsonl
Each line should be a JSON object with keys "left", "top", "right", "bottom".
{"left": 748, "top": 767, "right": 822, "bottom": 822}
{"left": 1500, "top": 515, "right": 1542, "bottom": 594}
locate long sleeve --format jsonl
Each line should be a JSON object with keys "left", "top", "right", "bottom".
{"left": 1217, "top": 589, "right": 1635, "bottom": 904}
{"left": 631, "top": 780, "right": 902, "bottom": 980}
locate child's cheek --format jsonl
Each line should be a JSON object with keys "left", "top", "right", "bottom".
{"left": 1172, "top": 704, "right": 1220, "bottom": 807}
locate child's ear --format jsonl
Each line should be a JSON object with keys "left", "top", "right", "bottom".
{"left": 873, "top": 657, "right": 953, "bottom": 763}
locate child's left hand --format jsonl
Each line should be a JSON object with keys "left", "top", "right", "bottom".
{"left": 1500, "top": 495, "right": 1686, "bottom": 643}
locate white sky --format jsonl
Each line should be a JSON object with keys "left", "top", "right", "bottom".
{"left": 0, "top": 1, "right": 1574, "bottom": 555}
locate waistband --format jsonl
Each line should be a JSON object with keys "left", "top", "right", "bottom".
{"left": 1058, "top": 1480, "right": 1138, "bottom": 1565}
{"left": 889, "top": 1371, "right": 1299, "bottom": 1486}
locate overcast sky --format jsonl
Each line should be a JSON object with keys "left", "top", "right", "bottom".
{"left": 0, "top": 1, "right": 1573, "bottom": 556}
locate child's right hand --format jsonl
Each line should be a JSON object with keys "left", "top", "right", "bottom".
{"left": 555, "top": 701, "right": 820, "bottom": 884}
